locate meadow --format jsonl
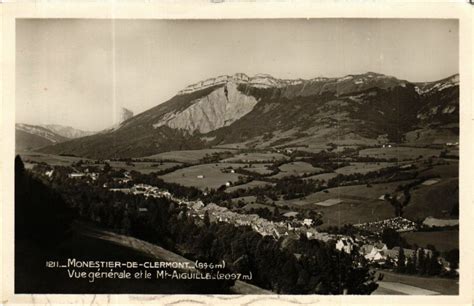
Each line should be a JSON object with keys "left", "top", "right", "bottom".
{"left": 334, "top": 162, "right": 396, "bottom": 175}
{"left": 225, "top": 180, "right": 275, "bottom": 193}
{"left": 403, "top": 178, "right": 458, "bottom": 221}
{"left": 358, "top": 147, "right": 441, "bottom": 161}
{"left": 400, "top": 230, "right": 459, "bottom": 252}
{"left": 159, "top": 163, "right": 246, "bottom": 190}
{"left": 270, "top": 161, "right": 324, "bottom": 179}
{"left": 145, "top": 149, "right": 236, "bottom": 163}
{"left": 222, "top": 152, "right": 289, "bottom": 163}
{"left": 19, "top": 152, "right": 91, "bottom": 167}
{"left": 107, "top": 161, "right": 182, "bottom": 174}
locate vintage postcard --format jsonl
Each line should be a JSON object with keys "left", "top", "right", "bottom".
{"left": 1, "top": 1, "right": 473, "bottom": 305}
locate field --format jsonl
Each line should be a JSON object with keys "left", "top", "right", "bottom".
{"left": 19, "top": 152, "right": 91, "bottom": 167}
{"left": 270, "top": 161, "right": 324, "bottom": 179}
{"left": 401, "top": 230, "right": 458, "bottom": 252}
{"left": 145, "top": 149, "right": 236, "bottom": 163}
{"left": 334, "top": 162, "right": 396, "bottom": 175}
{"left": 276, "top": 180, "right": 420, "bottom": 227}
{"left": 222, "top": 152, "right": 289, "bottom": 163}
{"left": 421, "top": 162, "right": 458, "bottom": 178}
{"left": 228, "top": 163, "right": 274, "bottom": 175}
{"left": 303, "top": 172, "right": 339, "bottom": 183}
{"left": 241, "top": 202, "right": 277, "bottom": 212}
{"left": 277, "top": 180, "right": 417, "bottom": 208}
{"left": 230, "top": 196, "right": 258, "bottom": 205}
{"left": 317, "top": 198, "right": 394, "bottom": 227}
{"left": 373, "top": 270, "right": 458, "bottom": 295}
{"left": 404, "top": 178, "right": 458, "bottom": 221}
{"left": 315, "top": 199, "right": 343, "bottom": 207}
{"left": 359, "top": 147, "right": 442, "bottom": 161}
{"left": 159, "top": 163, "right": 246, "bottom": 190}
{"left": 281, "top": 145, "right": 328, "bottom": 154}
{"left": 107, "top": 161, "right": 182, "bottom": 174}
{"left": 225, "top": 180, "right": 275, "bottom": 193}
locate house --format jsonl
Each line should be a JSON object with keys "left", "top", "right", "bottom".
{"left": 438, "top": 257, "right": 452, "bottom": 272}
{"left": 225, "top": 181, "right": 232, "bottom": 187}
{"left": 302, "top": 219, "right": 313, "bottom": 226}
{"left": 303, "top": 228, "right": 321, "bottom": 240}
{"left": 68, "top": 173, "right": 85, "bottom": 178}
{"left": 45, "top": 170, "right": 54, "bottom": 177}
{"left": 283, "top": 211, "right": 299, "bottom": 218}
{"left": 381, "top": 249, "right": 399, "bottom": 263}
{"left": 362, "top": 245, "right": 386, "bottom": 262}
{"left": 191, "top": 201, "right": 205, "bottom": 210}
{"left": 361, "top": 243, "right": 388, "bottom": 259}
{"left": 335, "top": 238, "right": 354, "bottom": 254}
{"left": 383, "top": 247, "right": 418, "bottom": 265}
{"left": 110, "top": 188, "right": 131, "bottom": 194}
{"left": 197, "top": 175, "right": 205, "bottom": 179}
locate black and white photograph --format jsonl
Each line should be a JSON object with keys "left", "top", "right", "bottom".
{"left": 4, "top": 12, "right": 470, "bottom": 302}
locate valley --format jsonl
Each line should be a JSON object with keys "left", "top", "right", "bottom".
{"left": 16, "top": 71, "right": 460, "bottom": 295}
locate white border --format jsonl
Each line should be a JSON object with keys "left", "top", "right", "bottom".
{"left": 1, "top": 2, "right": 473, "bottom": 305}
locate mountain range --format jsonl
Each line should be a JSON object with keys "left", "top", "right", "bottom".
{"left": 16, "top": 107, "right": 136, "bottom": 151}
{"left": 15, "top": 123, "right": 95, "bottom": 151}
{"left": 36, "top": 72, "right": 458, "bottom": 158}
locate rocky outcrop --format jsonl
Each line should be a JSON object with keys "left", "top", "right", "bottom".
{"left": 154, "top": 82, "right": 258, "bottom": 134}
{"left": 120, "top": 108, "right": 134, "bottom": 123}
{"left": 177, "top": 72, "right": 411, "bottom": 97}
{"left": 177, "top": 73, "right": 306, "bottom": 95}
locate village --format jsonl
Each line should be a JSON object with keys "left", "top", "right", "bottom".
{"left": 104, "top": 180, "right": 455, "bottom": 274}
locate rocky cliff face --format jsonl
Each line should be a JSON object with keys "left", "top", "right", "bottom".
{"left": 120, "top": 108, "right": 134, "bottom": 123}
{"left": 153, "top": 82, "right": 258, "bottom": 134}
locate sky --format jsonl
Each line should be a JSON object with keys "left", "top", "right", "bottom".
{"left": 16, "top": 18, "right": 459, "bottom": 131}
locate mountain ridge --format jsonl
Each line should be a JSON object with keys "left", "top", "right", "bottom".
{"left": 38, "top": 71, "right": 459, "bottom": 159}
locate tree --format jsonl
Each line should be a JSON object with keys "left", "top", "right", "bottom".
{"left": 103, "top": 162, "right": 111, "bottom": 172}
{"left": 120, "top": 212, "right": 131, "bottom": 235}
{"left": 445, "top": 248, "right": 459, "bottom": 275}
{"left": 381, "top": 228, "right": 404, "bottom": 248}
{"left": 203, "top": 211, "right": 211, "bottom": 227}
{"left": 397, "top": 247, "right": 406, "bottom": 272}
{"left": 417, "top": 249, "right": 426, "bottom": 275}
{"left": 405, "top": 256, "right": 416, "bottom": 274}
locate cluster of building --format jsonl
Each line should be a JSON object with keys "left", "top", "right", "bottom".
{"left": 354, "top": 217, "right": 418, "bottom": 234}
{"left": 109, "top": 183, "right": 172, "bottom": 198}
{"left": 445, "top": 142, "right": 459, "bottom": 147}
{"left": 360, "top": 243, "right": 453, "bottom": 272}
{"left": 177, "top": 201, "right": 336, "bottom": 242}
{"left": 67, "top": 170, "right": 99, "bottom": 181}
